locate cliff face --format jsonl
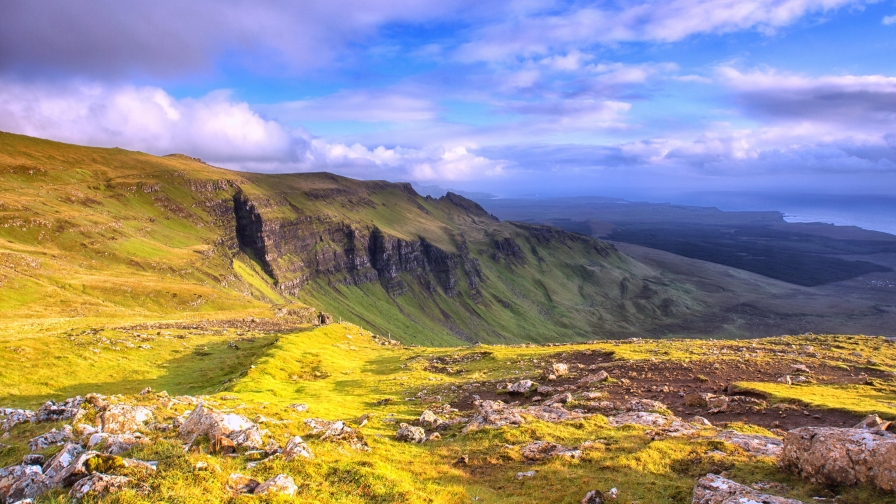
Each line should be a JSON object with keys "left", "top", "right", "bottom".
{"left": 232, "top": 189, "right": 483, "bottom": 299}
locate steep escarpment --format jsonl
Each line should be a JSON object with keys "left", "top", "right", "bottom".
{"left": 231, "top": 189, "right": 482, "bottom": 299}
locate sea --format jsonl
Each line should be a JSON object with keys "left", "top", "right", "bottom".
{"left": 672, "top": 193, "right": 896, "bottom": 237}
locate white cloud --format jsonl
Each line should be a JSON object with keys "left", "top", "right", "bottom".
{"left": 717, "top": 67, "right": 896, "bottom": 129}
{"left": 458, "top": 0, "right": 870, "bottom": 62}
{"left": 259, "top": 90, "right": 438, "bottom": 123}
{"left": 884, "top": 14, "right": 896, "bottom": 25}
{"left": 0, "top": 79, "right": 507, "bottom": 182}
{"left": 0, "top": 81, "right": 294, "bottom": 162}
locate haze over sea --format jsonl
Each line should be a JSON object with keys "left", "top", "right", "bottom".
{"left": 675, "top": 193, "right": 896, "bottom": 237}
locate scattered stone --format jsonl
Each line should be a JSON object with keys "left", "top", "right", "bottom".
{"left": 139, "top": 387, "right": 152, "bottom": 396}
{"left": 420, "top": 409, "right": 443, "bottom": 429}
{"left": 521, "top": 441, "right": 582, "bottom": 461}
{"left": 621, "top": 399, "right": 668, "bottom": 413}
{"left": 454, "top": 455, "right": 469, "bottom": 465}
{"left": 780, "top": 427, "right": 896, "bottom": 491}
{"left": 253, "top": 474, "right": 298, "bottom": 496}
{"left": 28, "top": 426, "right": 73, "bottom": 452}
{"left": 536, "top": 384, "right": 555, "bottom": 394}
{"left": 685, "top": 416, "right": 711, "bottom": 428}
{"left": 211, "top": 435, "right": 237, "bottom": 455}
{"left": 606, "top": 487, "right": 618, "bottom": 499}
{"left": 713, "top": 430, "right": 783, "bottom": 457}
{"left": 226, "top": 473, "right": 260, "bottom": 496}
{"left": 508, "top": 380, "right": 536, "bottom": 394}
{"left": 608, "top": 412, "right": 697, "bottom": 438}
{"left": 356, "top": 413, "right": 370, "bottom": 427}
{"left": 193, "top": 461, "right": 210, "bottom": 471}
{"left": 463, "top": 400, "right": 525, "bottom": 432}
{"left": 582, "top": 489, "right": 604, "bottom": 504}
{"left": 35, "top": 397, "right": 84, "bottom": 423}
{"left": 100, "top": 404, "right": 153, "bottom": 434}
{"left": 577, "top": 371, "right": 609, "bottom": 387}
{"left": 283, "top": 436, "right": 314, "bottom": 460}
{"left": 551, "top": 363, "right": 569, "bottom": 377}
{"left": 264, "top": 438, "right": 280, "bottom": 455}
{"left": 396, "top": 423, "right": 426, "bottom": 443}
{"left": 854, "top": 414, "right": 891, "bottom": 431}
{"left": 304, "top": 419, "right": 369, "bottom": 451}
{"left": 691, "top": 473, "right": 802, "bottom": 504}
{"left": 0, "top": 409, "right": 35, "bottom": 431}
{"left": 790, "top": 364, "right": 811, "bottom": 375}
{"left": 516, "top": 470, "right": 537, "bottom": 479}
{"left": 69, "top": 473, "right": 130, "bottom": 499}
{"left": 427, "top": 432, "right": 441, "bottom": 441}
{"left": 522, "top": 403, "right": 584, "bottom": 423}
{"left": 289, "top": 403, "right": 309, "bottom": 412}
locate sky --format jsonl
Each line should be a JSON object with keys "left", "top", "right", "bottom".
{"left": 1, "top": 0, "right": 896, "bottom": 198}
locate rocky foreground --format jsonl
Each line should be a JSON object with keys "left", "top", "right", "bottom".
{"left": 2, "top": 378, "right": 895, "bottom": 503}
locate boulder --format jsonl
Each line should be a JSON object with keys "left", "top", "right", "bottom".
{"left": 283, "top": 436, "right": 314, "bottom": 460}
{"left": 420, "top": 409, "right": 443, "bottom": 429}
{"left": 508, "top": 380, "right": 536, "bottom": 394}
{"left": 521, "top": 441, "right": 582, "bottom": 461}
{"left": 713, "top": 430, "right": 783, "bottom": 458}
{"left": 254, "top": 474, "right": 298, "bottom": 496}
{"left": 28, "top": 426, "right": 73, "bottom": 452}
{"left": 42, "top": 442, "right": 84, "bottom": 478}
{"left": 0, "top": 464, "right": 45, "bottom": 503}
{"left": 780, "top": 427, "right": 896, "bottom": 491}
{"left": 577, "top": 371, "right": 609, "bottom": 387}
{"left": 684, "top": 393, "right": 711, "bottom": 408}
{"left": 622, "top": 399, "right": 668, "bottom": 413}
{"left": 100, "top": 404, "right": 153, "bottom": 434}
{"left": 226, "top": 473, "right": 260, "bottom": 496}
{"left": 100, "top": 433, "right": 151, "bottom": 455}
{"left": 228, "top": 425, "right": 265, "bottom": 450}
{"left": 854, "top": 414, "right": 892, "bottom": 431}
{"left": 35, "top": 397, "right": 84, "bottom": 423}
{"left": 69, "top": 473, "right": 130, "bottom": 500}
{"left": 178, "top": 403, "right": 254, "bottom": 443}
{"left": 691, "top": 473, "right": 802, "bottom": 504}
{"left": 396, "top": 423, "right": 426, "bottom": 443}
{"left": 516, "top": 470, "right": 537, "bottom": 479}
{"left": 0, "top": 408, "right": 35, "bottom": 431}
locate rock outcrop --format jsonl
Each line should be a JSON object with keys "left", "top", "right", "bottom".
{"left": 780, "top": 427, "right": 896, "bottom": 491}
{"left": 691, "top": 474, "right": 803, "bottom": 504}
{"left": 233, "top": 190, "right": 484, "bottom": 298}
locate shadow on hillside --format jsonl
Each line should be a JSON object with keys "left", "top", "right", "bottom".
{"left": 0, "top": 334, "right": 280, "bottom": 409}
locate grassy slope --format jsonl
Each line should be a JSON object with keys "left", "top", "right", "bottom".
{"left": 0, "top": 132, "right": 704, "bottom": 345}
{"left": 3, "top": 319, "right": 896, "bottom": 503}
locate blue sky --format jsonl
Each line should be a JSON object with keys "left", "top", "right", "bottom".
{"left": 1, "top": 0, "right": 895, "bottom": 198}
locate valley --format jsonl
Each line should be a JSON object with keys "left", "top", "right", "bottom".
{"left": 2, "top": 133, "right": 896, "bottom": 503}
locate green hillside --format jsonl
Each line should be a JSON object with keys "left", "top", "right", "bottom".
{"left": 0, "top": 132, "right": 704, "bottom": 345}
